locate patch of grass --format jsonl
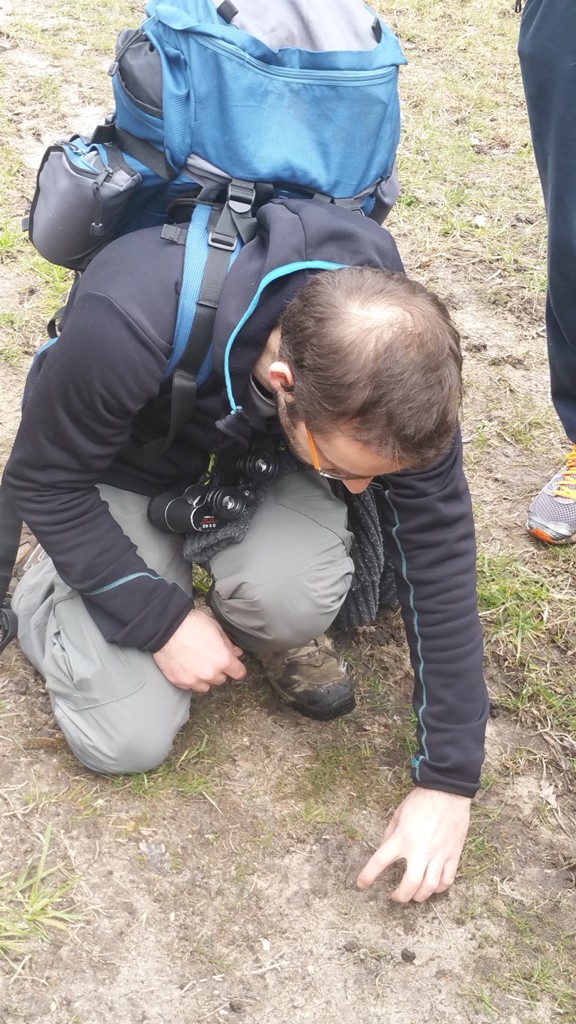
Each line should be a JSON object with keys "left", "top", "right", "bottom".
{"left": 298, "top": 802, "right": 362, "bottom": 842}
{"left": 111, "top": 734, "right": 218, "bottom": 798}
{"left": 19, "top": 778, "right": 103, "bottom": 820}
{"left": 282, "top": 734, "right": 410, "bottom": 828}
{"left": 64, "top": 780, "right": 105, "bottom": 819}
{"left": 247, "top": 830, "right": 275, "bottom": 852}
{"left": 333, "top": 676, "right": 417, "bottom": 763}
{"left": 548, "top": 542, "right": 576, "bottom": 564}
{"left": 464, "top": 987, "right": 499, "bottom": 1020}
{"left": 0, "top": 309, "right": 27, "bottom": 331}
{"left": 498, "top": 744, "right": 546, "bottom": 777}
{"left": 0, "top": 825, "right": 85, "bottom": 964}
{"left": 192, "top": 564, "right": 213, "bottom": 595}
{"left": 460, "top": 805, "right": 504, "bottom": 879}
{"left": 27, "top": 253, "right": 74, "bottom": 318}
{"left": 0, "top": 221, "right": 27, "bottom": 261}
{"left": 0, "top": 307, "right": 30, "bottom": 367}
{"left": 493, "top": 896, "right": 576, "bottom": 1016}
{"left": 7, "top": 0, "right": 140, "bottom": 63}
{"left": 374, "top": 0, "right": 546, "bottom": 317}
{"left": 463, "top": 365, "right": 560, "bottom": 457}
{"left": 30, "top": 74, "right": 62, "bottom": 116}
{"left": 0, "top": 338, "right": 25, "bottom": 368}
{"left": 301, "top": 738, "right": 377, "bottom": 798}
{"left": 477, "top": 549, "right": 554, "bottom": 656}
{"left": 495, "top": 399, "right": 553, "bottom": 451}
{"left": 4, "top": 18, "right": 46, "bottom": 46}
{"left": 478, "top": 547, "right": 576, "bottom": 770}
{"left": 466, "top": 420, "right": 497, "bottom": 454}
{"left": 497, "top": 658, "right": 576, "bottom": 766}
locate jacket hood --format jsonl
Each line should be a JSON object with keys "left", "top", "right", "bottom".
{"left": 212, "top": 197, "right": 404, "bottom": 418}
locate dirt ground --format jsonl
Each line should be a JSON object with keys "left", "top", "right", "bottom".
{"left": 1, "top": 1, "right": 575, "bottom": 1022}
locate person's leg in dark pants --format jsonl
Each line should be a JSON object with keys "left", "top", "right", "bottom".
{"left": 519, "top": 0, "right": 576, "bottom": 542}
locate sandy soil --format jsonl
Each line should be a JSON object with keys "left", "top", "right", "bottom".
{"left": 1, "top": 1, "right": 575, "bottom": 1021}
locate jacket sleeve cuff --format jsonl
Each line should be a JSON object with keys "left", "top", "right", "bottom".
{"left": 82, "top": 579, "right": 195, "bottom": 651}
{"left": 410, "top": 773, "right": 480, "bottom": 799}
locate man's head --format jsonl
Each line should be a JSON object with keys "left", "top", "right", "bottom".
{"left": 263, "top": 267, "right": 462, "bottom": 489}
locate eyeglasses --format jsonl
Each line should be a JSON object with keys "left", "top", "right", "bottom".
{"left": 306, "top": 429, "right": 373, "bottom": 482}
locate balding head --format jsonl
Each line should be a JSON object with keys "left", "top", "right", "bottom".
{"left": 278, "top": 267, "right": 462, "bottom": 469}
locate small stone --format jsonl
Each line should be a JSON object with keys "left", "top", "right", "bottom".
{"left": 435, "top": 968, "right": 451, "bottom": 981}
{"left": 229, "top": 1000, "right": 245, "bottom": 1013}
{"left": 343, "top": 939, "right": 361, "bottom": 953}
{"left": 401, "top": 947, "right": 416, "bottom": 963}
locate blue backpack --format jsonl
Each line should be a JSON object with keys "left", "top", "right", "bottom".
{"left": 26, "top": 0, "right": 406, "bottom": 450}
{"left": 1, "top": 0, "right": 407, "bottom": 648}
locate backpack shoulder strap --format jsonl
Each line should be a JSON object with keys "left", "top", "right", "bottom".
{"left": 143, "top": 182, "right": 258, "bottom": 458}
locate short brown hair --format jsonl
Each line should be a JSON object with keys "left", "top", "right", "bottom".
{"left": 278, "top": 267, "right": 462, "bottom": 469}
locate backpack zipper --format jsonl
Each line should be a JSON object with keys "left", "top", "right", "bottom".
{"left": 108, "top": 27, "right": 146, "bottom": 78}
{"left": 63, "top": 143, "right": 112, "bottom": 236}
{"left": 200, "top": 35, "right": 399, "bottom": 84}
{"left": 90, "top": 170, "right": 113, "bottom": 237}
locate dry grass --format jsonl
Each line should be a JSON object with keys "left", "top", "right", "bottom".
{"left": 1, "top": 0, "right": 576, "bottom": 1021}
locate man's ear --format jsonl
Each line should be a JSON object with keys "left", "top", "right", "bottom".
{"left": 267, "top": 360, "right": 295, "bottom": 394}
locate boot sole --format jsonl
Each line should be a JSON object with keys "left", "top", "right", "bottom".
{"left": 528, "top": 517, "right": 576, "bottom": 545}
{"left": 266, "top": 680, "right": 356, "bottom": 721}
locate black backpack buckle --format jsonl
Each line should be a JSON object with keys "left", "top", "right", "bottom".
{"left": 227, "top": 179, "right": 256, "bottom": 216}
{"left": 207, "top": 229, "right": 237, "bottom": 252}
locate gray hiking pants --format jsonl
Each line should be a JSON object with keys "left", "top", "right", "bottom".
{"left": 13, "top": 474, "right": 353, "bottom": 775}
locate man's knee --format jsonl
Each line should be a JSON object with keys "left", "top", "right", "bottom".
{"left": 52, "top": 691, "right": 189, "bottom": 775}
{"left": 210, "top": 563, "right": 353, "bottom": 654}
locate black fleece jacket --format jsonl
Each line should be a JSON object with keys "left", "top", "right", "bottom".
{"left": 4, "top": 198, "right": 488, "bottom": 797}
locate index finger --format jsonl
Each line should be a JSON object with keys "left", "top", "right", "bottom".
{"left": 356, "top": 836, "right": 402, "bottom": 889}
{"left": 221, "top": 633, "right": 244, "bottom": 658}
{"left": 390, "top": 857, "right": 432, "bottom": 903}
{"left": 226, "top": 655, "right": 247, "bottom": 681}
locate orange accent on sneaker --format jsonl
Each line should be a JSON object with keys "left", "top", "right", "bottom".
{"left": 529, "top": 526, "right": 559, "bottom": 544}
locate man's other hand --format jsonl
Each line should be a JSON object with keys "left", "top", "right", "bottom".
{"left": 153, "top": 610, "right": 246, "bottom": 692}
{"left": 356, "top": 788, "right": 471, "bottom": 903}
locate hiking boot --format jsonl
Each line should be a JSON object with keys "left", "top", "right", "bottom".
{"left": 528, "top": 445, "right": 576, "bottom": 544}
{"left": 10, "top": 539, "right": 47, "bottom": 594}
{"left": 258, "top": 635, "right": 356, "bottom": 721}
{"left": 15, "top": 541, "right": 48, "bottom": 579}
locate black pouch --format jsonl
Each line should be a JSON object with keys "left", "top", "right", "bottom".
{"left": 26, "top": 136, "right": 142, "bottom": 272}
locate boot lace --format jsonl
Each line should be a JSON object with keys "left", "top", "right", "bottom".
{"left": 553, "top": 445, "right": 576, "bottom": 499}
{"left": 285, "top": 636, "right": 333, "bottom": 664}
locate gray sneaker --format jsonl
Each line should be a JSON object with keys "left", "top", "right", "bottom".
{"left": 258, "top": 634, "right": 356, "bottom": 721}
{"left": 528, "top": 446, "right": 576, "bottom": 544}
